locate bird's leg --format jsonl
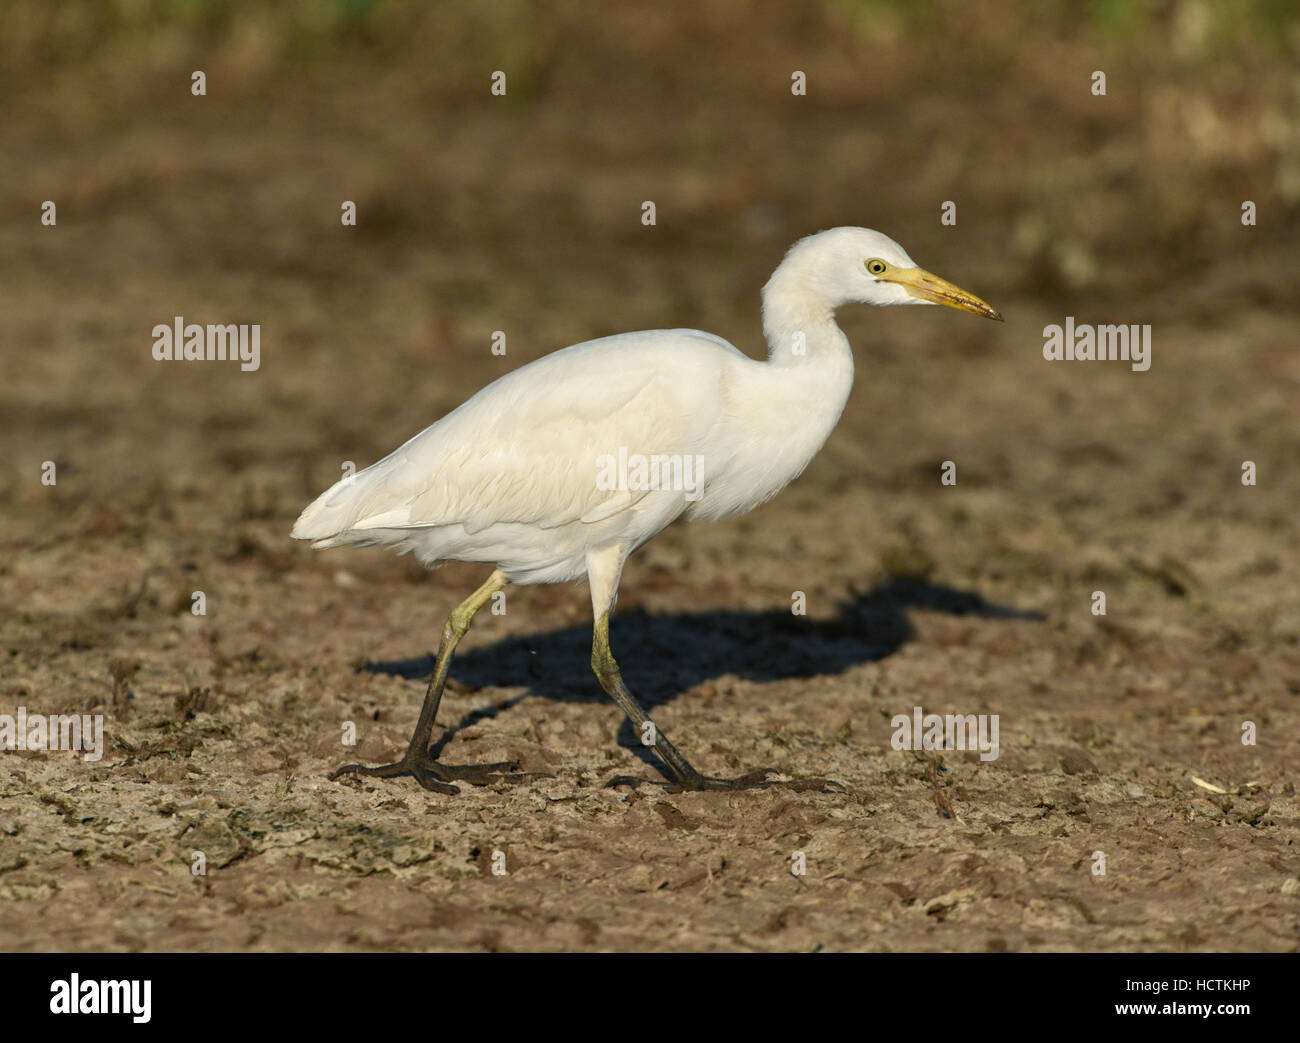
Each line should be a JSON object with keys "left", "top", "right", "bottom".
{"left": 331, "top": 569, "right": 523, "bottom": 795}
{"left": 590, "top": 612, "right": 774, "bottom": 791}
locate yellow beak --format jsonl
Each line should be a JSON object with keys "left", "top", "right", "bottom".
{"left": 884, "top": 267, "right": 1003, "bottom": 321}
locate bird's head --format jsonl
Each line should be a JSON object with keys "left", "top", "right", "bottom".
{"left": 775, "top": 227, "right": 1003, "bottom": 321}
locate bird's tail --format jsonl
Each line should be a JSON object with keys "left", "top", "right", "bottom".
{"left": 291, "top": 460, "right": 394, "bottom": 547}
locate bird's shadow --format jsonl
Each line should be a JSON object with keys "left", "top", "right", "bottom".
{"left": 361, "top": 577, "right": 1045, "bottom": 771}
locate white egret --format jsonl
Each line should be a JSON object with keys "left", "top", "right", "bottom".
{"left": 293, "top": 227, "right": 1001, "bottom": 793}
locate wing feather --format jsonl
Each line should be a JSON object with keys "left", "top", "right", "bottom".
{"left": 291, "top": 330, "right": 744, "bottom": 544}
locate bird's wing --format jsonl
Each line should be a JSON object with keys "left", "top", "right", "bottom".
{"left": 292, "top": 330, "right": 743, "bottom": 541}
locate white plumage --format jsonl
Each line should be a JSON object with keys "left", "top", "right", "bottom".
{"left": 294, "top": 329, "right": 753, "bottom": 582}
{"left": 295, "top": 227, "right": 1001, "bottom": 793}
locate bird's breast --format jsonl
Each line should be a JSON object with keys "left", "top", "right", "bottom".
{"left": 686, "top": 357, "right": 852, "bottom": 522}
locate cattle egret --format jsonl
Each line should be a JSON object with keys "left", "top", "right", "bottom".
{"left": 293, "top": 227, "right": 1001, "bottom": 793}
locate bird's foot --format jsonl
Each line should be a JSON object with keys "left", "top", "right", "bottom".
{"left": 606, "top": 768, "right": 843, "bottom": 793}
{"left": 331, "top": 754, "right": 530, "bottom": 795}
{"left": 681, "top": 768, "right": 778, "bottom": 791}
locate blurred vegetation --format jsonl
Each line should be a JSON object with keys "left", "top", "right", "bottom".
{"left": 3, "top": 0, "right": 1297, "bottom": 316}
{"left": 4, "top": 0, "right": 1298, "bottom": 70}
{"left": 1, "top": 0, "right": 1297, "bottom": 540}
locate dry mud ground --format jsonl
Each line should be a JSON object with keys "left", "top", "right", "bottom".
{"left": 1, "top": 2, "right": 1299, "bottom": 951}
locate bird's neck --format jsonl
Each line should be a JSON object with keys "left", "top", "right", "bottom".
{"left": 753, "top": 277, "right": 856, "bottom": 460}
{"left": 682, "top": 278, "right": 855, "bottom": 522}
{"left": 761, "top": 273, "right": 853, "bottom": 371}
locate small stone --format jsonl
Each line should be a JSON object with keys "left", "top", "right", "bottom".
{"left": 1189, "top": 798, "right": 1222, "bottom": 821}
{"left": 1060, "top": 749, "right": 1097, "bottom": 775}
{"left": 923, "top": 890, "right": 966, "bottom": 918}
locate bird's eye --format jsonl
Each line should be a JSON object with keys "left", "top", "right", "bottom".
{"left": 866, "top": 259, "right": 888, "bottom": 275}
